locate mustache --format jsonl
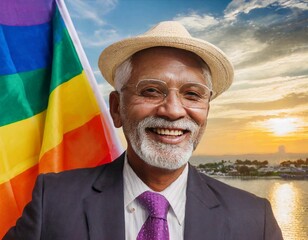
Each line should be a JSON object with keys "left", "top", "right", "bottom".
{"left": 137, "top": 116, "right": 199, "bottom": 132}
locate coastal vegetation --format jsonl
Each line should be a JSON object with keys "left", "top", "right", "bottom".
{"left": 197, "top": 158, "right": 308, "bottom": 179}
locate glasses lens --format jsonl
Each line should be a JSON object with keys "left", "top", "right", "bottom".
{"left": 135, "top": 79, "right": 211, "bottom": 108}
{"left": 136, "top": 80, "right": 167, "bottom": 104}
{"left": 179, "top": 83, "right": 211, "bottom": 109}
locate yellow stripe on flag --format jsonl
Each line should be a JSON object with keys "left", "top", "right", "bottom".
{"left": 40, "top": 70, "right": 101, "bottom": 156}
{"left": 0, "top": 71, "right": 101, "bottom": 184}
{"left": 0, "top": 112, "right": 45, "bottom": 184}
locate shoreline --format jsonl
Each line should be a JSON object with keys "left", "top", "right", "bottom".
{"left": 212, "top": 175, "right": 281, "bottom": 179}
{"left": 205, "top": 174, "right": 308, "bottom": 180}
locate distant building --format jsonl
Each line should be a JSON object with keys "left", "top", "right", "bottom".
{"left": 258, "top": 166, "right": 276, "bottom": 173}
{"left": 278, "top": 166, "right": 305, "bottom": 173}
{"left": 278, "top": 145, "right": 286, "bottom": 154}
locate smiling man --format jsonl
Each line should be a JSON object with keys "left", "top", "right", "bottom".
{"left": 110, "top": 47, "right": 210, "bottom": 189}
{"left": 4, "top": 21, "right": 283, "bottom": 240}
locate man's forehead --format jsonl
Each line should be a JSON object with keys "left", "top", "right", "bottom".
{"left": 128, "top": 47, "right": 207, "bottom": 85}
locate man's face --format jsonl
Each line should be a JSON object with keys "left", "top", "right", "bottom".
{"left": 111, "top": 47, "right": 210, "bottom": 170}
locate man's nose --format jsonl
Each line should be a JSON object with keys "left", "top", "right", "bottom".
{"left": 156, "top": 90, "right": 187, "bottom": 120}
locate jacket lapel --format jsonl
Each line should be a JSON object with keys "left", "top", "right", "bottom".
{"left": 184, "top": 165, "right": 229, "bottom": 240}
{"left": 84, "top": 154, "right": 125, "bottom": 240}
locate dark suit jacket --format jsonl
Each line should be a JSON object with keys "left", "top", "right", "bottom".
{"left": 4, "top": 153, "right": 283, "bottom": 240}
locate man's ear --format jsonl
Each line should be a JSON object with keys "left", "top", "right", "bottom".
{"left": 109, "top": 91, "right": 122, "bottom": 128}
{"left": 206, "top": 103, "right": 210, "bottom": 118}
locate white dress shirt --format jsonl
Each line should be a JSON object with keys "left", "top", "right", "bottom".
{"left": 123, "top": 154, "right": 188, "bottom": 240}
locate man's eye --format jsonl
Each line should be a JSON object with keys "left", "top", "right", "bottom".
{"left": 183, "top": 91, "right": 203, "bottom": 100}
{"left": 140, "top": 87, "right": 164, "bottom": 98}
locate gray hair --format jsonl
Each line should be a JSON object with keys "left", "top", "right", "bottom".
{"left": 114, "top": 57, "right": 133, "bottom": 92}
{"left": 114, "top": 56, "right": 212, "bottom": 92}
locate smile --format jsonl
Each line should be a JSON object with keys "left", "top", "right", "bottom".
{"left": 150, "top": 128, "right": 186, "bottom": 136}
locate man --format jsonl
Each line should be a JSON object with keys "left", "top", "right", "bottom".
{"left": 4, "top": 21, "right": 283, "bottom": 240}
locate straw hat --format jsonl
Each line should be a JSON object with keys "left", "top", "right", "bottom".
{"left": 98, "top": 21, "right": 234, "bottom": 99}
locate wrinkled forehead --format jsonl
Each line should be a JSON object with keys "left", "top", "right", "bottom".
{"left": 129, "top": 47, "right": 209, "bottom": 85}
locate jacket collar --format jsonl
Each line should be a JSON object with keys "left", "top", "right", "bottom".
{"left": 184, "top": 165, "right": 228, "bottom": 239}
{"left": 84, "top": 153, "right": 125, "bottom": 240}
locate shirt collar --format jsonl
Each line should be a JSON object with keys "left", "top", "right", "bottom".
{"left": 123, "top": 153, "right": 188, "bottom": 225}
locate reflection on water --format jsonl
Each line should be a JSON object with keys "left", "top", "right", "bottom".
{"left": 269, "top": 182, "right": 308, "bottom": 240}
{"left": 216, "top": 178, "right": 308, "bottom": 240}
{"left": 270, "top": 182, "right": 306, "bottom": 240}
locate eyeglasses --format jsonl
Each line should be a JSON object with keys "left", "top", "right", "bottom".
{"left": 121, "top": 79, "right": 212, "bottom": 109}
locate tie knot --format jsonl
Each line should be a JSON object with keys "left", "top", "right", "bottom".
{"left": 137, "top": 191, "right": 170, "bottom": 220}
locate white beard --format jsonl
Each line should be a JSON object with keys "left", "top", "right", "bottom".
{"left": 121, "top": 116, "right": 203, "bottom": 170}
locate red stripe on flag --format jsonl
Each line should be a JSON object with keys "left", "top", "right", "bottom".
{"left": 0, "top": 115, "right": 113, "bottom": 238}
{"left": 39, "top": 114, "right": 112, "bottom": 172}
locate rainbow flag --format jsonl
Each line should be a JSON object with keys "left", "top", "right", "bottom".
{"left": 0, "top": 0, "right": 121, "bottom": 237}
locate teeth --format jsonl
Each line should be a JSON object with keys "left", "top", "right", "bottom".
{"left": 154, "top": 128, "right": 184, "bottom": 136}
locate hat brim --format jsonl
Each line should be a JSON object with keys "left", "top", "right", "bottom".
{"left": 98, "top": 35, "right": 234, "bottom": 100}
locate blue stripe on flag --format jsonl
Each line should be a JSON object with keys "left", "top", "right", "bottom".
{"left": 0, "top": 23, "right": 52, "bottom": 75}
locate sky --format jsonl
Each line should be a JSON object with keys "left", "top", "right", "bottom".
{"left": 65, "top": 0, "right": 308, "bottom": 156}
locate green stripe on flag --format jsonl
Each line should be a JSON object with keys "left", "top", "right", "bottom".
{"left": 50, "top": 6, "right": 83, "bottom": 92}
{"left": 0, "top": 9, "right": 84, "bottom": 126}
{"left": 0, "top": 68, "right": 50, "bottom": 127}
{"left": 50, "top": 28, "right": 83, "bottom": 92}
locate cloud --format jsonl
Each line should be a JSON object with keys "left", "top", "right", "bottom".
{"left": 208, "top": 74, "right": 308, "bottom": 121}
{"left": 234, "top": 21, "right": 308, "bottom": 70}
{"left": 234, "top": 53, "right": 308, "bottom": 82}
{"left": 173, "top": 12, "right": 219, "bottom": 31}
{"left": 195, "top": 14, "right": 308, "bottom": 71}
{"left": 224, "top": 92, "right": 308, "bottom": 111}
{"left": 65, "top": 0, "right": 118, "bottom": 26}
{"left": 206, "top": 73, "right": 308, "bottom": 122}
{"left": 224, "top": 0, "right": 308, "bottom": 20}
{"left": 79, "top": 29, "right": 121, "bottom": 48}
{"left": 65, "top": 0, "right": 122, "bottom": 49}
{"left": 174, "top": 1, "right": 308, "bottom": 70}
{"left": 98, "top": 83, "right": 114, "bottom": 99}
{"left": 216, "top": 74, "right": 308, "bottom": 104}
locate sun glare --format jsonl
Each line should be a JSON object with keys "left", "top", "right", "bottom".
{"left": 264, "top": 118, "right": 301, "bottom": 136}
{"left": 270, "top": 183, "right": 297, "bottom": 225}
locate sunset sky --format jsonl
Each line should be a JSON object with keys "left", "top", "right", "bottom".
{"left": 65, "top": 0, "right": 308, "bottom": 156}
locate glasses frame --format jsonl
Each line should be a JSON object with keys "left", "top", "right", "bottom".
{"left": 121, "top": 78, "right": 212, "bottom": 109}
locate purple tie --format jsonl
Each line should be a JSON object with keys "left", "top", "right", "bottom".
{"left": 137, "top": 191, "right": 170, "bottom": 240}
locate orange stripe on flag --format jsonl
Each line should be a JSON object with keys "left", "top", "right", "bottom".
{"left": 0, "top": 165, "right": 38, "bottom": 237}
{"left": 39, "top": 114, "right": 112, "bottom": 172}
{"left": 0, "top": 115, "right": 112, "bottom": 237}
